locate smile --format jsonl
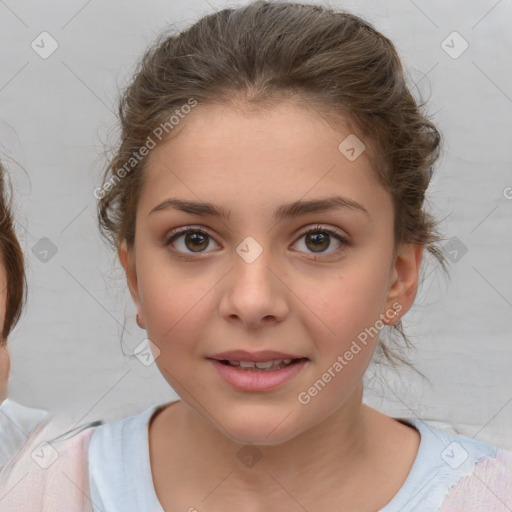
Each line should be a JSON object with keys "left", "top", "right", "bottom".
{"left": 220, "top": 358, "right": 300, "bottom": 371}
{"left": 208, "top": 357, "right": 309, "bottom": 391}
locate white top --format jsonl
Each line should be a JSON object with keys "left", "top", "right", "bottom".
{"left": 0, "top": 398, "right": 49, "bottom": 469}
{"left": 88, "top": 401, "right": 501, "bottom": 512}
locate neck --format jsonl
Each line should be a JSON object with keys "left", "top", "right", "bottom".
{"left": 149, "top": 385, "right": 421, "bottom": 511}
{"left": 156, "top": 384, "right": 374, "bottom": 493}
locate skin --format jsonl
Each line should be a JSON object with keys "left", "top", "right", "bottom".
{"left": 0, "top": 260, "right": 10, "bottom": 402}
{"left": 119, "top": 101, "right": 423, "bottom": 511}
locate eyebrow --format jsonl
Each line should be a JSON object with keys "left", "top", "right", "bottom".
{"left": 149, "top": 195, "right": 369, "bottom": 220}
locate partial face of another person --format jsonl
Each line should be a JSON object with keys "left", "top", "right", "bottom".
{"left": 0, "top": 260, "right": 10, "bottom": 401}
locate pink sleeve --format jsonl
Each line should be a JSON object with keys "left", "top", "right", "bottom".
{"left": 0, "top": 420, "right": 96, "bottom": 512}
{"left": 438, "top": 448, "right": 512, "bottom": 512}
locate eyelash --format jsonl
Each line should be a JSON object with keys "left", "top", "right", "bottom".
{"left": 164, "top": 224, "right": 350, "bottom": 260}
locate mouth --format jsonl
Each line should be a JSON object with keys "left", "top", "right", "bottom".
{"left": 212, "top": 358, "right": 307, "bottom": 372}
{"left": 206, "top": 352, "right": 310, "bottom": 391}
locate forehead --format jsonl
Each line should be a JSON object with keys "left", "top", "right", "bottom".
{"left": 139, "top": 102, "right": 391, "bottom": 219}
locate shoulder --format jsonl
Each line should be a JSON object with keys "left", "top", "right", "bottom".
{"left": 88, "top": 403, "right": 161, "bottom": 463}
{"left": 0, "top": 414, "right": 102, "bottom": 512}
{"left": 88, "top": 403, "right": 167, "bottom": 512}
{"left": 0, "top": 399, "right": 48, "bottom": 469}
{"left": 438, "top": 446, "right": 512, "bottom": 511}
{"left": 383, "top": 417, "right": 509, "bottom": 512}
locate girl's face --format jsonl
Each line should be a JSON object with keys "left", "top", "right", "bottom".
{"left": 0, "top": 261, "right": 10, "bottom": 401}
{"left": 120, "top": 102, "right": 422, "bottom": 445}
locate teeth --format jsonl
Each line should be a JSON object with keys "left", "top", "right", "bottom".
{"left": 226, "top": 359, "right": 297, "bottom": 371}
{"left": 255, "top": 361, "right": 274, "bottom": 369}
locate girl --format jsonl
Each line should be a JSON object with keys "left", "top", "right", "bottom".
{"left": 0, "top": 160, "right": 48, "bottom": 469}
{"left": 0, "top": 161, "right": 98, "bottom": 510}
{"left": 87, "top": 2, "right": 512, "bottom": 510}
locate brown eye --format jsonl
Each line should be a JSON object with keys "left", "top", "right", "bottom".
{"left": 304, "top": 231, "right": 331, "bottom": 252}
{"left": 182, "top": 231, "right": 209, "bottom": 252}
{"left": 293, "top": 225, "right": 349, "bottom": 256}
{"left": 165, "top": 228, "right": 220, "bottom": 254}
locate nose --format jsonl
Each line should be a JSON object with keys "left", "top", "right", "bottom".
{"left": 219, "top": 246, "right": 289, "bottom": 330}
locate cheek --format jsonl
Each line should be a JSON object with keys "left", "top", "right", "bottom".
{"left": 303, "top": 264, "right": 390, "bottom": 354}
{"left": 138, "top": 263, "right": 214, "bottom": 352}
{"left": 138, "top": 268, "right": 217, "bottom": 397}
{"left": 295, "top": 279, "right": 382, "bottom": 411}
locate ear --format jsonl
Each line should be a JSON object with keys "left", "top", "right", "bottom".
{"left": 118, "top": 239, "right": 146, "bottom": 329}
{"left": 383, "top": 243, "right": 424, "bottom": 324}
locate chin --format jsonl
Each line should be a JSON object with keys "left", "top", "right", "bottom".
{"left": 214, "top": 409, "right": 302, "bottom": 447}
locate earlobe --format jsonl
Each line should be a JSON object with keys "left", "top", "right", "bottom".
{"left": 118, "top": 239, "right": 146, "bottom": 329}
{"left": 383, "top": 244, "right": 424, "bottom": 324}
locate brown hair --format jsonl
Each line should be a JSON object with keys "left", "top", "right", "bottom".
{"left": 0, "top": 160, "right": 26, "bottom": 343}
{"left": 97, "top": 0, "right": 448, "bottom": 369}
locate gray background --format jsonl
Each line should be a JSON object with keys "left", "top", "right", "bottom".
{"left": 1, "top": 0, "right": 511, "bottom": 447}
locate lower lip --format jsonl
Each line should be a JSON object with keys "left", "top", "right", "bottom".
{"left": 208, "top": 359, "right": 308, "bottom": 391}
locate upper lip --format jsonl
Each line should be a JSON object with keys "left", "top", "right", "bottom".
{"left": 207, "top": 350, "right": 306, "bottom": 362}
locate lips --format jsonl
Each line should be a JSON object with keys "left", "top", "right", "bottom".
{"left": 208, "top": 356, "right": 309, "bottom": 391}
{"left": 206, "top": 350, "right": 310, "bottom": 390}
